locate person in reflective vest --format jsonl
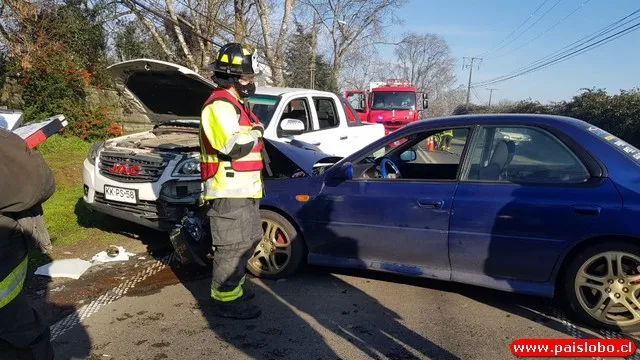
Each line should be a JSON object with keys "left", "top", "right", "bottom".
{"left": 440, "top": 129, "right": 453, "bottom": 151}
{"left": 0, "top": 128, "right": 55, "bottom": 359}
{"left": 200, "top": 42, "right": 265, "bottom": 320}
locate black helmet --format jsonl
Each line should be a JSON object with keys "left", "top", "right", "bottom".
{"left": 208, "top": 42, "right": 260, "bottom": 77}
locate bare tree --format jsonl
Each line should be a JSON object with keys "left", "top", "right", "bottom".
{"left": 300, "top": 0, "right": 407, "bottom": 86}
{"left": 339, "top": 44, "right": 392, "bottom": 90}
{"left": 254, "top": 0, "right": 296, "bottom": 86}
{"left": 427, "top": 85, "right": 467, "bottom": 116}
{"left": 119, "top": 0, "right": 233, "bottom": 71}
{"left": 393, "top": 32, "right": 456, "bottom": 97}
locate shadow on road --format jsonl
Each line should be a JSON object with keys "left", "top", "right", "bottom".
{"left": 173, "top": 197, "right": 460, "bottom": 360}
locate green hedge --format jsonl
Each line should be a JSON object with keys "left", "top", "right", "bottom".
{"left": 453, "top": 88, "right": 640, "bottom": 147}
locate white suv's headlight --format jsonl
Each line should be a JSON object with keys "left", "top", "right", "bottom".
{"left": 173, "top": 157, "right": 201, "bottom": 177}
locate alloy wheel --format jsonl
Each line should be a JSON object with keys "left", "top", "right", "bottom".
{"left": 248, "top": 218, "right": 292, "bottom": 276}
{"left": 574, "top": 251, "right": 640, "bottom": 327}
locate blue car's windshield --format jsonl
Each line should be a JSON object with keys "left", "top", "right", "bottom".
{"left": 585, "top": 125, "right": 640, "bottom": 164}
{"left": 248, "top": 95, "right": 279, "bottom": 127}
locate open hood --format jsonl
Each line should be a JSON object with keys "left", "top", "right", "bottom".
{"left": 107, "top": 59, "right": 216, "bottom": 123}
{"left": 266, "top": 138, "right": 342, "bottom": 175}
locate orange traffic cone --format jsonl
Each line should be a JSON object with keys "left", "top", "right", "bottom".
{"left": 427, "top": 137, "right": 435, "bottom": 152}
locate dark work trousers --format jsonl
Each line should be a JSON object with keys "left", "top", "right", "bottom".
{"left": 208, "top": 198, "right": 263, "bottom": 302}
{"left": 0, "top": 232, "right": 54, "bottom": 360}
{"left": 442, "top": 135, "right": 452, "bottom": 148}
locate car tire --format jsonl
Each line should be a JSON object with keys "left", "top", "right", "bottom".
{"left": 561, "top": 241, "right": 640, "bottom": 333}
{"left": 246, "top": 209, "right": 306, "bottom": 280}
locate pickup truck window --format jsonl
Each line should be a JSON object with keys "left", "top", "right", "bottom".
{"left": 278, "top": 97, "right": 312, "bottom": 137}
{"left": 313, "top": 97, "right": 340, "bottom": 130}
{"left": 339, "top": 97, "right": 364, "bottom": 127}
{"left": 371, "top": 91, "right": 416, "bottom": 111}
{"left": 248, "top": 95, "right": 279, "bottom": 127}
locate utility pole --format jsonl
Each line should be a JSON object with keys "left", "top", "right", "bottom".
{"left": 486, "top": 88, "right": 497, "bottom": 107}
{"left": 310, "top": 12, "right": 317, "bottom": 89}
{"left": 463, "top": 57, "right": 482, "bottom": 107}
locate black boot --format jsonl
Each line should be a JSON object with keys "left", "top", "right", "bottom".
{"left": 211, "top": 299, "right": 261, "bottom": 319}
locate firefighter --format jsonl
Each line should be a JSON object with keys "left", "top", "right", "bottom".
{"left": 200, "top": 42, "right": 265, "bottom": 320}
{"left": 0, "top": 128, "right": 56, "bottom": 359}
{"left": 440, "top": 129, "right": 453, "bottom": 151}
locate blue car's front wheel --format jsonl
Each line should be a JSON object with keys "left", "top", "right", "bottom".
{"left": 246, "top": 210, "right": 306, "bottom": 279}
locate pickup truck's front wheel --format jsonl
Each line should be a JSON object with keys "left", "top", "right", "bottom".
{"left": 246, "top": 210, "right": 306, "bottom": 279}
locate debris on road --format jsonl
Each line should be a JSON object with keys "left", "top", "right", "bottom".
{"left": 92, "top": 246, "right": 136, "bottom": 263}
{"left": 34, "top": 258, "right": 92, "bottom": 279}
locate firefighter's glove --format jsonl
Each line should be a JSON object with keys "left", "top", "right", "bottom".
{"left": 251, "top": 123, "right": 264, "bottom": 137}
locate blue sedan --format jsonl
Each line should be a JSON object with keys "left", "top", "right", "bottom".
{"left": 241, "top": 114, "right": 640, "bottom": 332}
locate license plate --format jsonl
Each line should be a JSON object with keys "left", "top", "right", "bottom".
{"left": 104, "top": 185, "right": 137, "bottom": 204}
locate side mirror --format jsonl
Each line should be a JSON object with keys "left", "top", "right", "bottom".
{"left": 400, "top": 150, "right": 417, "bottom": 162}
{"left": 280, "top": 118, "right": 305, "bottom": 135}
{"left": 359, "top": 99, "right": 366, "bottom": 111}
{"left": 422, "top": 98, "right": 429, "bottom": 110}
{"left": 338, "top": 161, "right": 353, "bottom": 180}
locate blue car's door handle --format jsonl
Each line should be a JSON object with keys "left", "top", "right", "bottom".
{"left": 417, "top": 199, "right": 444, "bottom": 209}
{"left": 572, "top": 205, "right": 601, "bottom": 216}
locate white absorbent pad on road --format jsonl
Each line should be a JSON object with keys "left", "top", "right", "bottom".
{"left": 34, "top": 259, "right": 92, "bottom": 279}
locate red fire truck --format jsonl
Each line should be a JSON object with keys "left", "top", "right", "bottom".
{"left": 343, "top": 79, "right": 428, "bottom": 139}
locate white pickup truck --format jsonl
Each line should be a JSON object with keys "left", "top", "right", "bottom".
{"left": 81, "top": 59, "right": 385, "bottom": 231}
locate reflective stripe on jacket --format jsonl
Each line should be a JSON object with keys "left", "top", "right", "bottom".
{"left": 200, "top": 89, "right": 264, "bottom": 200}
{"left": 0, "top": 255, "right": 27, "bottom": 308}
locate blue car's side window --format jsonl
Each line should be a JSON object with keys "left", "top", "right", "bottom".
{"left": 351, "top": 128, "right": 471, "bottom": 181}
{"left": 462, "top": 126, "right": 591, "bottom": 184}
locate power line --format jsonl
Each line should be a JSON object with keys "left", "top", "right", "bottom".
{"left": 475, "top": 18, "right": 640, "bottom": 87}
{"left": 471, "top": 87, "right": 486, "bottom": 106}
{"left": 491, "top": 0, "right": 592, "bottom": 59}
{"left": 486, "top": 0, "right": 564, "bottom": 58}
{"left": 477, "top": 0, "right": 551, "bottom": 57}
{"left": 473, "top": 8, "right": 640, "bottom": 86}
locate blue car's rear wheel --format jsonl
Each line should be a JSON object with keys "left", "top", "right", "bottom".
{"left": 246, "top": 210, "right": 306, "bottom": 279}
{"left": 563, "top": 241, "right": 640, "bottom": 332}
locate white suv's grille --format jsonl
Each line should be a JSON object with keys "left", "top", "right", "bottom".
{"left": 99, "top": 151, "right": 174, "bottom": 183}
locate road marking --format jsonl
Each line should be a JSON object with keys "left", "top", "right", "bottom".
{"left": 49, "top": 253, "right": 176, "bottom": 341}
{"left": 417, "top": 148, "right": 435, "bottom": 164}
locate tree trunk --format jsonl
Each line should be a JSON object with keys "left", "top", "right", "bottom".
{"left": 165, "top": 0, "right": 198, "bottom": 71}
{"left": 234, "top": 0, "right": 246, "bottom": 42}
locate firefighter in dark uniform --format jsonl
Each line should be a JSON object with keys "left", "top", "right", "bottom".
{"left": 200, "top": 42, "right": 265, "bottom": 319}
{"left": 0, "top": 128, "right": 56, "bottom": 359}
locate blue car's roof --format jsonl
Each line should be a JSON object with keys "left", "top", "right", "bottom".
{"left": 408, "top": 113, "right": 591, "bottom": 130}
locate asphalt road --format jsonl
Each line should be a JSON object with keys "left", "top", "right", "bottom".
{"left": 415, "top": 140, "right": 465, "bottom": 165}
{"left": 51, "top": 259, "right": 640, "bottom": 360}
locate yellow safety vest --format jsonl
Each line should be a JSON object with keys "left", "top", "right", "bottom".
{"left": 199, "top": 89, "right": 264, "bottom": 200}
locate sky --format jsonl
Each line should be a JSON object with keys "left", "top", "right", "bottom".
{"left": 375, "top": 0, "right": 640, "bottom": 105}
